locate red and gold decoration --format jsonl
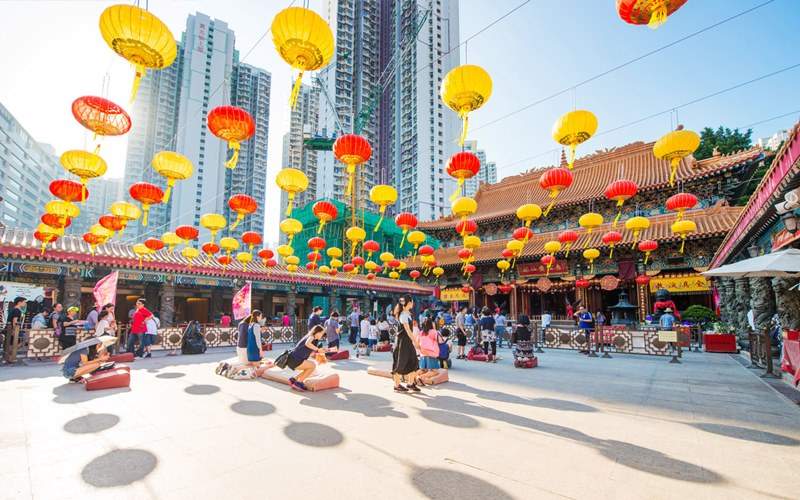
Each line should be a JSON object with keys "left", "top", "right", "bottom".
{"left": 602, "top": 230, "right": 623, "bottom": 258}
{"left": 345, "top": 226, "right": 366, "bottom": 257}
{"left": 558, "top": 230, "right": 579, "bottom": 257}
{"left": 452, "top": 197, "right": 478, "bottom": 225}
{"left": 446, "top": 151, "right": 481, "bottom": 200}
{"left": 666, "top": 192, "right": 698, "bottom": 221}
{"left": 110, "top": 201, "right": 140, "bottom": 236}
{"left": 638, "top": 239, "right": 658, "bottom": 264}
{"left": 551, "top": 110, "right": 597, "bottom": 169}
{"left": 176, "top": 225, "right": 199, "bottom": 245}
{"left": 616, "top": 0, "right": 688, "bottom": 29}
{"left": 279, "top": 218, "right": 303, "bottom": 245}
{"left": 71, "top": 96, "right": 131, "bottom": 150}
{"left": 654, "top": 125, "right": 701, "bottom": 187}
{"left": 228, "top": 194, "right": 258, "bottom": 230}
{"left": 604, "top": 179, "right": 638, "bottom": 226}
{"left": 152, "top": 151, "right": 193, "bottom": 202}
{"left": 207, "top": 106, "right": 255, "bottom": 169}
{"left": 275, "top": 168, "right": 308, "bottom": 216}
{"left": 60, "top": 150, "right": 107, "bottom": 200}
{"left": 312, "top": 200, "right": 338, "bottom": 234}
{"left": 394, "top": 212, "right": 419, "bottom": 247}
{"left": 50, "top": 179, "right": 88, "bottom": 205}
{"left": 539, "top": 168, "right": 573, "bottom": 216}
{"left": 333, "top": 134, "right": 371, "bottom": 196}
{"left": 98, "top": 214, "right": 124, "bottom": 236}
{"left": 363, "top": 240, "right": 380, "bottom": 262}
{"left": 440, "top": 64, "right": 493, "bottom": 145}
{"left": 202, "top": 242, "right": 220, "bottom": 264}
{"left": 456, "top": 219, "right": 478, "bottom": 239}
{"left": 369, "top": 185, "right": 398, "bottom": 232}
{"left": 241, "top": 231, "right": 262, "bottom": 253}
{"left": 128, "top": 182, "right": 164, "bottom": 226}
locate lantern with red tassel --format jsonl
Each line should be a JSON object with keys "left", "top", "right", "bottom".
{"left": 604, "top": 179, "right": 638, "bottom": 227}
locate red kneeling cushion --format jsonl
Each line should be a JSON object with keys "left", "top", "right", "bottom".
{"left": 84, "top": 367, "right": 131, "bottom": 391}
{"left": 514, "top": 357, "right": 538, "bottom": 368}
{"left": 110, "top": 352, "right": 134, "bottom": 363}
{"left": 326, "top": 350, "right": 350, "bottom": 360}
{"left": 467, "top": 352, "right": 488, "bottom": 361}
{"left": 261, "top": 343, "right": 273, "bottom": 351}
{"left": 375, "top": 343, "right": 392, "bottom": 352}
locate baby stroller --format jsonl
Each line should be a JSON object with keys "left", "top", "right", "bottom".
{"left": 513, "top": 341, "right": 538, "bottom": 368}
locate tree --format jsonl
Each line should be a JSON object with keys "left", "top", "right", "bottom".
{"left": 694, "top": 126, "right": 753, "bottom": 160}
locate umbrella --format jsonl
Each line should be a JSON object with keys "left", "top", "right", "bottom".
{"left": 703, "top": 249, "right": 800, "bottom": 278}
{"left": 57, "top": 335, "right": 117, "bottom": 364}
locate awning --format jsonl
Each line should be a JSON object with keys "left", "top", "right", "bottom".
{"left": 702, "top": 249, "right": 800, "bottom": 278}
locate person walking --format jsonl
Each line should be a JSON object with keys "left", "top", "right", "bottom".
{"left": 392, "top": 295, "right": 421, "bottom": 393}
{"left": 3, "top": 297, "right": 26, "bottom": 363}
{"left": 575, "top": 306, "right": 593, "bottom": 354}
{"left": 495, "top": 310, "right": 508, "bottom": 349}
{"left": 479, "top": 307, "right": 498, "bottom": 362}
{"left": 348, "top": 308, "right": 360, "bottom": 344}
{"left": 127, "top": 298, "right": 152, "bottom": 357}
{"left": 61, "top": 307, "right": 83, "bottom": 351}
{"left": 455, "top": 306, "right": 468, "bottom": 359}
{"left": 417, "top": 317, "right": 442, "bottom": 377}
{"left": 324, "top": 311, "right": 341, "bottom": 351}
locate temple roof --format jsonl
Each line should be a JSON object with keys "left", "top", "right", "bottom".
{"left": 0, "top": 227, "right": 432, "bottom": 294}
{"left": 420, "top": 141, "right": 764, "bottom": 229}
{"left": 415, "top": 205, "right": 743, "bottom": 267}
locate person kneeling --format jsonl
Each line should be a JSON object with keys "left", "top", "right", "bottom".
{"left": 286, "top": 325, "right": 327, "bottom": 391}
{"left": 62, "top": 341, "right": 111, "bottom": 382}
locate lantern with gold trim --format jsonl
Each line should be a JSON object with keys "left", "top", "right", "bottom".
{"left": 446, "top": 151, "right": 481, "bottom": 200}
{"left": 369, "top": 184, "right": 397, "bottom": 232}
{"left": 182, "top": 246, "right": 200, "bottom": 268}
{"left": 219, "top": 237, "right": 240, "bottom": 258}
{"left": 241, "top": 231, "right": 262, "bottom": 253}
{"left": 617, "top": 0, "right": 688, "bottom": 29}
{"left": 604, "top": 179, "right": 638, "bottom": 226}
{"left": 34, "top": 224, "right": 63, "bottom": 255}
{"left": 175, "top": 225, "right": 199, "bottom": 245}
{"left": 236, "top": 251, "right": 253, "bottom": 271}
{"left": 110, "top": 201, "right": 140, "bottom": 236}
{"left": 201, "top": 242, "right": 220, "bottom": 264}
{"left": 45, "top": 200, "right": 80, "bottom": 228}
{"left": 50, "top": 179, "right": 88, "bottom": 205}
{"left": 161, "top": 231, "right": 181, "bottom": 252}
{"left": 71, "top": 96, "right": 131, "bottom": 151}
{"left": 666, "top": 192, "right": 698, "bottom": 221}
{"left": 558, "top": 230, "right": 579, "bottom": 257}
{"left": 228, "top": 194, "right": 258, "bottom": 230}
{"left": 625, "top": 216, "right": 650, "bottom": 244}
{"left": 671, "top": 219, "right": 696, "bottom": 254}
{"left": 207, "top": 106, "right": 255, "bottom": 169}
{"left": 152, "top": 151, "right": 193, "bottom": 202}
{"left": 60, "top": 150, "right": 107, "bottom": 201}
{"left": 275, "top": 168, "right": 308, "bottom": 216}
{"left": 199, "top": 213, "right": 226, "bottom": 244}
{"left": 80, "top": 232, "right": 102, "bottom": 255}
{"left": 653, "top": 125, "right": 700, "bottom": 187}
{"left": 583, "top": 248, "right": 601, "bottom": 274}
{"left": 539, "top": 168, "right": 573, "bottom": 216}
{"left": 637, "top": 239, "right": 658, "bottom": 264}
{"left": 129, "top": 182, "right": 163, "bottom": 226}
{"left": 441, "top": 64, "right": 492, "bottom": 145}
{"left": 99, "top": 214, "right": 124, "bottom": 237}
{"left": 602, "top": 230, "right": 623, "bottom": 258}
{"left": 552, "top": 110, "right": 598, "bottom": 169}
{"left": 312, "top": 200, "right": 338, "bottom": 234}
{"left": 394, "top": 212, "right": 418, "bottom": 248}
{"left": 334, "top": 134, "right": 372, "bottom": 197}
{"left": 132, "top": 243, "right": 152, "bottom": 268}
{"left": 579, "top": 212, "right": 603, "bottom": 234}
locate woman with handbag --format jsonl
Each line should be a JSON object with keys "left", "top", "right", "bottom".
{"left": 237, "top": 310, "right": 264, "bottom": 366}
{"left": 392, "top": 295, "right": 422, "bottom": 393}
{"left": 283, "top": 325, "right": 327, "bottom": 392}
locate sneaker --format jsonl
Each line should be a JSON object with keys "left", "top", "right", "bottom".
{"left": 144, "top": 353, "right": 152, "bottom": 358}
{"left": 288, "top": 378, "right": 306, "bottom": 391}
{"left": 394, "top": 385, "right": 409, "bottom": 393}
{"left": 407, "top": 384, "right": 421, "bottom": 392}
{"left": 296, "top": 380, "right": 308, "bottom": 391}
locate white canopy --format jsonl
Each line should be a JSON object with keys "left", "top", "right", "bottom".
{"left": 703, "top": 249, "right": 800, "bottom": 278}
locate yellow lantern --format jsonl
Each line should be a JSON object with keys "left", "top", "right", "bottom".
{"left": 99, "top": 4, "right": 178, "bottom": 102}
{"left": 451, "top": 197, "right": 478, "bottom": 224}
{"left": 35, "top": 223, "right": 64, "bottom": 254}
{"left": 60, "top": 150, "right": 107, "bottom": 201}
{"left": 279, "top": 218, "right": 303, "bottom": 246}
{"left": 625, "top": 216, "right": 651, "bottom": 244}
{"left": 441, "top": 64, "right": 493, "bottom": 145}
{"left": 583, "top": 248, "right": 601, "bottom": 274}
{"left": 389, "top": 271, "right": 400, "bottom": 280}
{"left": 365, "top": 260, "right": 378, "bottom": 272}
{"left": 654, "top": 126, "right": 701, "bottom": 187}
{"left": 543, "top": 240, "right": 561, "bottom": 256}
{"left": 329, "top": 258, "right": 343, "bottom": 269}
{"left": 552, "top": 110, "right": 598, "bottom": 169}
{"left": 463, "top": 235, "right": 481, "bottom": 252}
{"left": 285, "top": 255, "right": 301, "bottom": 266}
{"left": 671, "top": 219, "right": 696, "bottom": 254}
{"left": 345, "top": 226, "right": 366, "bottom": 257}
{"left": 432, "top": 266, "right": 445, "bottom": 282}
{"left": 271, "top": 7, "right": 335, "bottom": 108}
{"left": 369, "top": 185, "right": 398, "bottom": 232}
{"left": 152, "top": 151, "right": 193, "bottom": 202}
{"left": 277, "top": 244, "right": 295, "bottom": 258}
{"left": 507, "top": 239, "right": 525, "bottom": 256}
{"left": 45, "top": 200, "right": 80, "bottom": 227}
{"left": 379, "top": 251, "right": 394, "bottom": 274}
{"left": 516, "top": 203, "right": 542, "bottom": 229}
{"left": 326, "top": 247, "right": 343, "bottom": 259}
{"left": 199, "top": 213, "right": 226, "bottom": 243}
{"left": 236, "top": 251, "right": 253, "bottom": 271}
{"left": 406, "top": 230, "right": 426, "bottom": 259}
{"left": 287, "top": 264, "right": 299, "bottom": 273}
{"left": 181, "top": 246, "right": 200, "bottom": 267}
{"left": 497, "top": 259, "right": 510, "bottom": 275}
{"left": 161, "top": 231, "right": 182, "bottom": 252}
{"left": 219, "top": 237, "right": 239, "bottom": 257}
{"left": 89, "top": 224, "right": 113, "bottom": 242}
{"left": 110, "top": 201, "right": 140, "bottom": 234}
{"left": 578, "top": 212, "right": 603, "bottom": 234}
{"left": 318, "top": 265, "right": 331, "bottom": 275}
{"left": 275, "top": 168, "right": 309, "bottom": 216}
{"left": 132, "top": 243, "right": 152, "bottom": 268}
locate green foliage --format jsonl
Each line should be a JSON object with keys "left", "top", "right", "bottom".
{"left": 682, "top": 305, "right": 717, "bottom": 325}
{"left": 695, "top": 126, "right": 753, "bottom": 160}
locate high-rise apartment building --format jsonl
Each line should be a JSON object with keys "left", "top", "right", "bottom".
{"left": 0, "top": 102, "right": 61, "bottom": 230}
{"left": 286, "top": 83, "right": 320, "bottom": 208}
{"left": 462, "top": 140, "right": 497, "bottom": 198}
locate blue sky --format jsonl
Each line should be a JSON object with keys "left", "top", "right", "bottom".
{"left": 0, "top": 0, "right": 797, "bottom": 241}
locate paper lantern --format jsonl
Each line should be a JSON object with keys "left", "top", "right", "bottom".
{"left": 306, "top": 262, "right": 318, "bottom": 271}
{"left": 365, "top": 260, "right": 378, "bottom": 272}
{"left": 264, "top": 258, "right": 278, "bottom": 269}
{"left": 110, "top": 201, "right": 140, "bottom": 235}
{"left": 463, "top": 235, "right": 481, "bottom": 251}
{"left": 558, "top": 230, "right": 579, "bottom": 257}
{"left": 604, "top": 179, "right": 638, "bottom": 226}
{"left": 258, "top": 248, "right": 275, "bottom": 264}
{"left": 329, "top": 258, "right": 343, "bottom": 269}
{"left": 200, "top": 213, "right": 226, "bottom": 243}
{"left": 432, "top": 267, "right": 445, "bottom": 280}
{"left": 456, "top": 219, "right": 478, "bottom": 238}
{"left": 394, "top": 212, "right": 419, "bottom": 247}
{"left": 218, "top": 255, "right": 233, "bottom": 269}
{"left": 201, "top": 242, "right": 220, "bottom": 264}
{"left": 602, "top": 231, "right": 623, "bottom": 258}
{"left": 144, "top": 237, "right": 165, "bottom": 253}
{"left": 41, "top": 213, "right": 71, "bottom": 230}
{"left": 446, "top": 151, "right": 481, "bottom": 200}
{"left": 539, "top": 168, "right": 573, "bottom": 216}
{"left": 451, "top": 197, "right": 477, "bottom": 224}
{"left": 219, "top": 237, "right": 239, "bottom": 259}
{"left": 317, "top": 265, "right": 331, "bottom": 275}
{"left": 129, "top": 182, "right": 164, "bottom": 226}
{"left": 50, "top": 179, "right": 88, "bottom": 205}
{"left": 207, "top": 106, "right": 255, "bottom": 169}
{"left": 275, "top": 168, "right": 308, "bottom": 216}
{"left": 638, "top": 239, "right": 659, "bottom": 264}
{"left": 44, "top": 200, "right": 80, "bottom": 227}
{"left": 352, "top": 256, "right": 365, "bottom": 268}
{"left": 583, "top": 248, "right": 601, "bottom": 274}
{"left": 635, "top": 274, "right": 651, "bottom": 286}
{"left": 152, "top": 151, "right": 193, "bottom": 202}
{"left": 236, "top": 251, "right": 253, "bottom": 271}
{"left": 516, "top": 204, "right": 543, "bottom": 228}
{"left": 89, "top": 224, "right": 113, "bottom": 243}
{"left": 617, "top": 0, "right": 688, "bottom": 29}
{"left": 312, "top": 200, "right": 338, "bottom": 234}
{"left": 497, "top": 260, "right": 510, "bottom": 274}
{"left": 579, "top": 212, "right": 604, "bottom": 234}
{"left": 666, "top": 192, "right": 698, "bottom": 221}
{"left": 307, "top": 252, "right": 322, "bottom": 263}
{"left": 286, "top": 264, "right": 299, "bottom": 273}
{"left": 671, "top": 219, "right": 696, "bottom": 253}
{"left": 99, "top": 5, "right": 177, "bottom": 101}
{"left": 308, "top": 236, "right": 326, "bottom": 257}
{"left": 498, "top": 284, "right": 513, "bottom": 294}
{"left": 132, "top": 243, "right": 152, "bottom": 268}
{"left": 34, "top": 224, "right": 63, "bottom": 254}
{"left": 175, "top": 225, "right": 199, "bottom": 244}
{"left": 342, "top": 263, "right": 355, "bottom": 274}
{"left": 653, "top": 126, "right": 701, "bottom": 187}
{"left": 441, "top": 64, "right": 492, "bottom": 145}
{"left": 625, "top": 216, "right": 650, "bottom": 244}
{"left": 71, "top": 96, "right": 131, "bottom": 150}
{"left": 575, "top": 279, "right": 590, "bottom": 289}
{"left": 540, "top": 255, "right": 556, "bottom": 275}
{"left": 60, "top": 150, "right": 107, "bottom": 199}
{"left": 552, "top": 110, "right": 597, "bottom": 169}
{"left": 241, "top": 231, "right": 262, "bottom": 252}
{"left": 279, "top": 219, "right": 303, "bottom": 245}
{"left": 161, "top": 232, "right": 182, "bottom": 252}
{"left": 366, "top": 272, "right": 376, "bottom": 280}
{"left": 378, "top": 251, "right": 394, "bottom": 274}
{"left": 387, "top": 271, "right": 399, "bottom": 280}
{"left": 334, "top": 134, "right": 372, "bottom": 196}
{"left": 418, "top": 245, "right": 434, "bottom": 258}
{"left": 327, "top": 247, "right": 343, "bottom": 259}
{"left": 228, "top": 194, "right": 258, "bottom": 230}
{"left": 406, "top": 231, "right": 426, "bottom": 258}
{"left": 543, "top": 240, "right": 561, "bottom": 256}
{"left": 463, "top": 264, "right": 476, "bottom": 276}
{"left": 363, "top": 240, "right": 380, "bottom": 260}
{"left": 271, "top": 7, "right": 335, "bottom": 107}
{"left": 98, "top": 214, "right": 123, "bottom": 235}
{"left": 181, "top": 246, "right": 200, "bottom": 267}
{"left": 501, "top": 248, "right": 514, "bottom": 259}
{"left": 409, "top": 270, "right": 421, "bottom": 281}
{"left": 369, "top": 184, "right": 397, "bottom": 232}
{"left": 82, "top": 233, "right": 103, "bottom": 255}
{"left": 513, "top": 227, "right": 534, "bottom": 243}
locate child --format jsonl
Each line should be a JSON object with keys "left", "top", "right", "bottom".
{"left": 359, "top": 314, "right": 370, "bottom": 352}
{"left": 418, "top": 318, "right": 441, "bottom": 376}
{"left": 368, "top": 318, "right": 379, "bottom": 350}
{"left": 377, "top": 314, "right": 391, "bottom": 344}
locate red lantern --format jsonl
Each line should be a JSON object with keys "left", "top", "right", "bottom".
{"left": 374, "top": 265, "right": 384, "bottom": 274}
{"left": 352, "top": 256, "right": 365, "bottom": 267}
{"left": 617, "top": 0, "right": 688, "bottom": 29}
{"left": 71, "top": 95, "right": 132, "bottom": 145}
{"left": 264, "top": 258, "right": 277, "bottom": 268}
{"left": 418, "top": 245, "right": 435, "bottom": 257}
{"left": 329, "top": 268, "right": 338, "bottom": 277}
{"left": 366, "top": 273, "right": 376, "bottom": 280}
{"left": 575, "top": 279, "right": 590, "bottom": 289}
{"left": 41, "top": 213, "right": 71, "bottom": 230}
{"left": 558, "top": 230, "right": 579, "bottom": 257}
{"left": 540, "top": 255, "right": 556, "bottom": 276}
{"left": 228, "top": 194, "right": 258, "bottom": 230}
{"left": 306, "top": 262, "right": 318, "bottom": 271}
{"left": 258, "top": 248, "right": 274, "bottom": 260}
{"left": 217, "top": 255, "right": 232, "bottom": 267}
{"left": 176, "top": 225, "right": 199, "bottom": 243}
{"left": 513, "top": 227, "right": 534, "bottom": 242}
{"left": 409, "top": 270, "right": 421, "bottom": 280}
{"left": 498, "top": 284, "right": 513, "bottom": 294}
{"left": 129, "top": 182, "right": 164, "bottom": 226}
{"left": 457, "top": 248, "right": 473, "bottom": 261}
{"left": 395, "top": 212, "right": 419, "bottom": 247}
{"left": 602, "top": 230, "right": 623, "bottom": 258}
{"left": 388, "top": 259, "right": 401, "bottom": 270}
{"left": 308, "top": 236, "right": 327, "bottom": 251}
{"left": 241, "top": 231, "right": 262, "bottom": 251}
{"left": 461, "top": 285, "right": 472, "bottom": 294}
{"left": 464, "top": 264, "right": 476, "bottom": 275}
{"left": 446, "top": 151, "right": 481, "bottom": 200}
{"left": 34, "top": 230, "right": 60, "bottom": 254}
{"left": 501, "top": 248, "right": 514, "bottom": 259}
{"left": 539, "top": 167, "right": 573, "bottom": 216}
{"left": 307, "top": 252, "right": 322, "bottom": 262}
{"left": 455, "top": 219, "right": 478, "bottom": 238}
{"left": 637, "top": 239, "right": 659, "bottom": 265}
{"left": 363, "top": 239, "right": 380, "bottom": 259}
{"left": 202, "top": 242, "right": 220, "bottom": 264}
{"left": 312, "top": 200, "right": 338, "bottom": 233}
{"left": 50, "top": 179, "right": 88, "bottom": 204}
{"left": 98, "top": 214, "right": 123, "bottom": 234}
{"left": 604, "top": 179, "right": 638, "bottom": 226}
{"left": 144, "top": 238, "right": 165, "bottom": 252}
{"left": 665, "top": 192, "right": 698, "bottom": 221}
{"left": 333, "top": 134, "right": 372, "bottom": 196}
{"left": 83, "top": 233, "right": 104, "bottom": 255}
{"left": 635, "top": 274, "right": 651, "bottom": 286}
{"left": 343, "top": 263, "right": 355, "bottom": 273}
{"left": 207, "top": 106, "right": 256, "bottom": 169}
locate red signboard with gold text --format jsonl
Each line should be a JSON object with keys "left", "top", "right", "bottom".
{"left": 517, "top": 260, "right": 569, "bottom": 277}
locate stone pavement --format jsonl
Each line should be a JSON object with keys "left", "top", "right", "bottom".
{"left": 2, "top": 347, "right": 799, "bottom": 500}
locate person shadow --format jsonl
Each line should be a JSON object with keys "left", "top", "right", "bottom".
{"left": 52, "top": 383, "right": 130, "bottom": 404}
{"left": 299, "top": 388, "right": 408, "bottom": 419}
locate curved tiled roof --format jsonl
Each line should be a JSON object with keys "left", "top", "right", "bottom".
{"left": 0, "top": 227, "right": 433, "bottom": 294}
{"left": 420, "top": 142, "right": 763, "bottom": 229}
{"left": 415, "top": 205, "right": 743, "bottom": 267}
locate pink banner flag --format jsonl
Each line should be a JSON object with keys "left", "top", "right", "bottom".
{"left": 93, "top": 271, "right": 118, "bottom": 308}
{"left": 232, "top": 281, "right": 252, "bottom": 321}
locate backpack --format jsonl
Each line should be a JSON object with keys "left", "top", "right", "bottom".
{"left": 419, "top": 331, "right": 439, "bottom": 357}
{"left": 181, "top": 321, "right": 207, "bottom": 355}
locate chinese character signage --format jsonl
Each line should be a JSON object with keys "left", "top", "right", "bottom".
{"left": 518, "top": 260, "right": 569, "bottom": 277}
{"left": 649, "top": 274, "right": 710, "bottom": 293}
{"left": 441, "top": 288, "right": 470, "bottom": 302}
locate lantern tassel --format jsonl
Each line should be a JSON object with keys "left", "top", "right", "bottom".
{"left": 225, "top": 141, "right": 241, "bottom": 169}
{"left": 141, "top": 206, "right": 149, "bottom": 226}
{"left": 450, "top": 178, "right": 465, "bottom": 202}
{"left": 162, "top": 180, "right": 175, "bottom": 203}
{"left": 285, "top": 194, "right": 295, "bottom": 216}
{"left": 609, "top": 246, "right": 614, "bottom": 259}
{"left": 679, "top": 238, "right": 686, "bottom": 254}
{"left": 131, "top": 64, "right": 145, "bottom": 103}
{"left": 644, "top": 252, "right": 651, "bottom": 265}
{"left": 41, "top": 242, "right": 47, "bottom": 255}
{"left": 543, "top": 200, "right": 556, "bottom": 217}
{"left": 230, "top": 213, "right": 244, "bottom": 230}
{"left": 565, "top": 244, "right": 571, "bottom": 258}
{"left": 459, "top": 113, "right": 469, "bottom": 146}
{"left": 317, "top": 221, "right": 326, "bottom": 234}
{"left": 400, "top": 230, "right": 407, "bottom": 248}
{"left": 648, "top": 2, "right": 668, "bottom": 29}
{"left": 669, "top": 159, "right": 679, "bottom": 187}
{"left": 676, "top": 211, "right": 684, "bottom": 221}
{"left": 345, "top": 164, "right": 355, "bottom": 196}
{"left": 590, "top": 261, "right": 595, "bottom": 274}
{"left": 568, "top": 144, "right": 576, "bottom": 170}
{"left": 374, "top": 209, "right": 385, "bottom": 233}
{"left": 289, "top": 71, "right": 304, "bottom": 109}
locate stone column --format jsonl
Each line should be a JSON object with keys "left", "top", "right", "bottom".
{"left": 772, "top": 277, "right": 800, "bottom": 330}
{"left": 286, "top": 285, "right": 297, "bottom": 321}
{"left": 749, "top": 277, "right": 776, "bottom": 333}
{"left": 160, "top": 277, "right": 175, "bottom": 327}
{"left": 62, "top": 266, "right": 82, "bottom": 308}
{"left": 733, "top": 278, "right": 751, "bottom": 340}
{"left": 717, "top": 278, "right": 735, "bottom": 325}
{"left": 144, "top": 283, "right": 160, "bottom": 312}
{"left": 210, "top": 288, "right": 224, "bottom": 322}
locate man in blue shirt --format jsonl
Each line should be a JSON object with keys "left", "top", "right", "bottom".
{"left": 494, "top": 311, "right": 507, "bottom": 348}
{"left": 659, "top": 308, "right": 676, "bottom": 329}
{"left": 575, "top": 306, "right": 593, "bottom": 354}
{"left": 307, "top": 306, "right": 324, "bottom": 330}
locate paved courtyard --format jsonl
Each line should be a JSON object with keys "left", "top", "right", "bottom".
{"left": 2, "top": 347, "right": 799, "bottom": 500}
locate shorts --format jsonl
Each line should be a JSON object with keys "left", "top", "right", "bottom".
{"left": 481, "top": 330, "right": 496, "bottom": 343}
{"left": 420, "top": 356, "right": 439, "bottom": 369}
{"left": 367, "top": 338, "right": 377, "bottom": 348}
{"left": 62, "top": 364, "right": 78, "bottom": 379}
{"left": 328, "top": 338, "right": 340, "bottom": 349}
{"left": 286, "top": 354, "right": 316, "bottom": 371}
{"left": 456, "top": 331, "right": 467, "bottom": 346}
{"left": 360, "top": 337, "right": 369, "bottom": 344}
{"left": 143, "top": 335, "right": 156, "bottom": 347}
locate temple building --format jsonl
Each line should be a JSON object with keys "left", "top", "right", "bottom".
{"left": 417, "top": 140, "right": 768, "bottom": 321}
